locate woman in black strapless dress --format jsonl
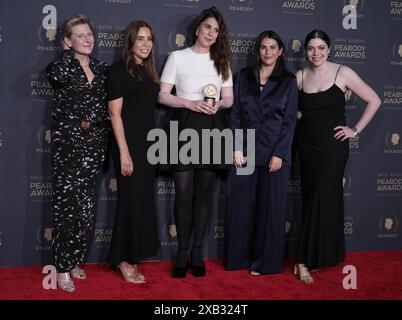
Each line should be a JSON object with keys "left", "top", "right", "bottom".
{"left": 294, "top": 30, "right": 381, "bottom": 283}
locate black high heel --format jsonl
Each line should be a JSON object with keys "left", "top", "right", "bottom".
{"left": 172, "top": 262, "right": 189, "bottom": 278}
{"left": 172, "top": 248, "right": 189, "bottom": 278}
{"left": 190, "top": 246, "right": 206, "bottom": 277}
{"left": 191, "top": 263, "right": 206, "bottom": 277}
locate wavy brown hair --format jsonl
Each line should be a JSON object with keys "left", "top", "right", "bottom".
{"left": 122, "top": 20, "right": 159, "bottom": 83}
{"left": 194, "top": 7, "right": 231, "bottom": 81}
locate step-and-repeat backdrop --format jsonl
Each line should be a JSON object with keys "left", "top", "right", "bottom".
{"left": 0, "top": 0, "right": 401, "bottom": 267}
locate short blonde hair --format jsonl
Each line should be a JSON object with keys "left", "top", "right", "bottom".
{"left": 62, "top": 15, "right": 93, "bottom": 39}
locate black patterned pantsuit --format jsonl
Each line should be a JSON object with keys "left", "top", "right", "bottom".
{"left": 47, "top": 50, "right": 110, "bottom": 273}
{"left": 51, "top": 123, "right": 108, "bottom": 273}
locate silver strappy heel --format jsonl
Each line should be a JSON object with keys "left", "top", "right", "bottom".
{"left": 70, "top": 266, "right": 87, "bottom": 280}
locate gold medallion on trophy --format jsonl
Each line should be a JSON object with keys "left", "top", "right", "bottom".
{"left": 202, "top": 84, "right": 217, "bottom": 107}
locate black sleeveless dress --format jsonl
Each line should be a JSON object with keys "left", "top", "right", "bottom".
{"left": 295, "top": 70, "right": 348, "bottom": 269}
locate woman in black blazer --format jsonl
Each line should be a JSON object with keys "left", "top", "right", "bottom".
{"left": 225, "top": 30, "right": 298, "bottom": 275}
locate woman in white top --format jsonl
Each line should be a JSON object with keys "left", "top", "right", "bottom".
{"left": 158, "top": 6, "right": 233, "bottom": 278}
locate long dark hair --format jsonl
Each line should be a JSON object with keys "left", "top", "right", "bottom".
{"left": 121, "top": 20, "right": 159, "bottom": 83}
{"left": 253, "top": 30, "right": 286, "bottom": 80}
{"left": 304, "top": 29, "right": 331, "bottom": 50}
{"left": 194, "top": 7, "right": 231, "bottom": 81}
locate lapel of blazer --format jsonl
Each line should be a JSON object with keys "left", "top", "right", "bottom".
{"left": 259, "top": 77, "right": 280, "bottom": 115}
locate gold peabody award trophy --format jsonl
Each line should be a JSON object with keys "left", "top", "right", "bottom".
{"left": 203, "top": 84, "right": 217, "bottom": 107}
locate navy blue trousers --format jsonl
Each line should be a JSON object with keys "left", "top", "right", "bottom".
{"left": 225, "top": 167, "right": 289, "bottom": 274}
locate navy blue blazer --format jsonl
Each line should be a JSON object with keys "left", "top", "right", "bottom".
{"left": 231, "top": 67, "right": 298, "bottom": 167}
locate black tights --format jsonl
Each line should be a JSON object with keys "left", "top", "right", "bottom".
{"left": 172, "top": 169, "right": 216, "bottom": 267}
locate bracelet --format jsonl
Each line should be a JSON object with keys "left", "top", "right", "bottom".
{"left": 351, "top": 127, "right": 359, "bottom": 137}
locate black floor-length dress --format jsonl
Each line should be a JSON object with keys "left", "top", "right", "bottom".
{"left": 107, "top": 61, "right": 160, "bottom": 265}
{"left": 295, "top": 71, "right": 349, "bottom": 269}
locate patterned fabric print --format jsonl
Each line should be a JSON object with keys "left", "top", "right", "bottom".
{"left": 47, "top": 51, "right": 109, "bottom": 273}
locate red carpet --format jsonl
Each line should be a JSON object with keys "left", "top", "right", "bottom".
{"left": 1, "top": 251, "right": 401, "bottom": 300}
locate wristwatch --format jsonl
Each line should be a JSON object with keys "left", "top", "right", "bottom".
{"left": 351, "top": 127, "right": 359, "bottom": 137}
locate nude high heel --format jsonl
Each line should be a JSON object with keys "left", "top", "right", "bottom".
{"left": 294, "top": 264, "right": 314, "bottom": 284}
{"left": 118, "top": 262, "right": 146, "bottom": 284}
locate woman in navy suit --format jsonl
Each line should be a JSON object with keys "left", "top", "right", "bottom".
{"left": 225, "top": 30, "right": 298, "bottom": 275}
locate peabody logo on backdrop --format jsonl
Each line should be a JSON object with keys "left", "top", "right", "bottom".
{"left": 98, "top": 25, "right": 124, "bottom": 53}
{"left": 344, "top": 216, "right": 354, "bottom": 240}
{"left": 391, "top": 42, "right": 402, "bottom": 66}
{"left": 157, "top": 178, "right": 175, "bottom": 200}
{"left": 100, "top": 175, "right": 117, "bottom": 201}
{"left": 0, "top": 227, "right": 3, "bottom": 247}
{"left": 343, "top": 174, "right": 352, "bottom": 197}
{"left": 288, "top": 175, "right": 301, "bottom": 196}
{"left": 31, "top": 73, "right": 54, "bottom": 101}
{"left": 37, "top": 5, "right": 60, "bottom": 52}
{"left": 30, "top": 175, "right": 52, "bottom": 202}
{"left": 333, "top": 38, "right": 366, "bottom": 65}
{"left": 0, "top": 129, "right": 2, "bottom": 153}
{"left": 377, "top": 173, "right": 402, "bottom": 196}
{"left": 228, "top": 32, "right": 255, "bottom": 60}
{"left": 160, "top": 222, "right": 178, "bottom": 247}
{"left": 378, "top": 216, "right": 399, "bottom": 238}
{"left": 384, "top": 130, "right": 402, "bottom": 154}
{"left": 229, "top": 0, "right": 254, "bottom": 12}
{"left": 282, "top": 0, "right": 316, "bottom": 15}
{"left": 168, "top": 29, "right": 193, "bottom": 52}
{"left": 36, "top": 226, "right": 53, "bottom": 251}
{"left": 389, "top": 1, "right": 402, "bottom": 20}
{"left": 163, "top": 0, "right": 200, "bottom": 9}
{"left": 35, "top": 126, "right": 51, "bottom": 154}
{"left": 0, "top": 24, "right": 3, "bottom": 45}
{"left": 383, "top": 85, "right": 402, "bottom": 109}
{"left": 93, "top": 223, "right": 113, "bottom": 248}
{"left": 286, "top": 37, "right": 304, "bottom": 63}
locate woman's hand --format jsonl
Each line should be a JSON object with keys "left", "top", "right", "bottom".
{"left": 334, "top": 126, "right": 355, "bottom": 141}
{"left": 268, "top": 156, "right": 283, "bottom": 173}
{"left": 210, "top": 100, "right": 221, "bottom": 114}
{"left": 233, "top": 151, "right": 245, "bottom": 168}
{"left": 120, "top": 151, "right": 133, "bottom": 176}
{"left": 187, "top": 100, "right": 215, "bottom": 114}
